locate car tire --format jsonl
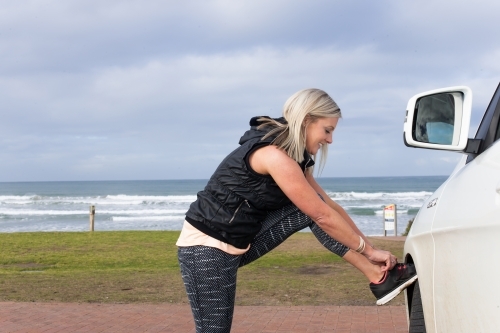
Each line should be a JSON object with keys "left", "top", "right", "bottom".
{"left": 409, "top": 280, "right": 427, "bottom": 333}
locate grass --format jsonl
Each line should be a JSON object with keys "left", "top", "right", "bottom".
{"left": 0, "top": 231, "right": 405, "bottom": 305}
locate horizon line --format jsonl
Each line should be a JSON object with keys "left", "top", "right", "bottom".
{"left": 0, "top": 175, "right": 449, "bottom": 184}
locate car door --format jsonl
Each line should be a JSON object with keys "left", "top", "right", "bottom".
{"left": 430, "top": 85, "right": 500, "bottom": 332}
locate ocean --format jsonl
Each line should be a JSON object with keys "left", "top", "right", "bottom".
{"left": 0, "top": 176, "right": 446, "bottom": 236}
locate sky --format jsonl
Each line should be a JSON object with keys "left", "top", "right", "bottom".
{"left": 1, "top": 0, "right": 499, "bottom": 182}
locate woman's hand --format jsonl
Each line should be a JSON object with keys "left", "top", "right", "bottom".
{"left": 381, "top": 249, "right": 398, "bottom": 270}
{"left": 363, "top": 247, "right": 398, "bottom": 272}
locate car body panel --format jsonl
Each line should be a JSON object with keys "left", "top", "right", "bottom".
{"left": 431, "top": 140, "right": 500, "bottom": 332}
{"left": 404, "top": 182, "right": 449, "bottom": 332}
{"left": 403, "top": 83, "right": 500, "bottom": 332}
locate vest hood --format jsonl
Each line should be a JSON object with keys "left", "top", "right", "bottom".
{"left": 238, "top": 116, "right": 286, "bottom": 145}
{"left": 238, "top": 116, "right": 314, "bottom": 169}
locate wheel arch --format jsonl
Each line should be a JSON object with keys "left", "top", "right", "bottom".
{"left": 404, "top": 253, "right": 416, "bottom": 321}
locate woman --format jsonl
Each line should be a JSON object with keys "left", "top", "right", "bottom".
{"left": 177, "top": 88, "right": 417, "bottom": 333}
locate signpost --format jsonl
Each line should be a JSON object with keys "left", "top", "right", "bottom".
{"left": 383, "top": 204, "right": 397, "bottom": 236}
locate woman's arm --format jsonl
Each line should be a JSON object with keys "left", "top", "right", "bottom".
{"left": 305, "top": 172, "right": 398, "bottom": 265}
{"left": 305, "top": 172, "right": 375, "bottom": 247}
{"left": 249, "top": 145, "right": 392, "bottom": 269}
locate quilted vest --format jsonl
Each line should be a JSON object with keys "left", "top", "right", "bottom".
{"left": 185, "top": 116, "right": 314, "bottom": 249}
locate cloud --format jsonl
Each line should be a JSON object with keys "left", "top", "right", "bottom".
{"left": 1, "top": 0, "right": 499, "bottom": 181}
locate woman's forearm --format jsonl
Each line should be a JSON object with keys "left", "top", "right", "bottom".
{"left": 324, "top": 197, "right": 373, "bottom": 245}
{"left": 305, "top": 173, "right": 374, "bottom": 246}
{"left": 311, "top": 208, "right": 374, "bottom": 256}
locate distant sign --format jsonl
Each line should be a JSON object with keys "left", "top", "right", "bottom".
{"left": 383, "top": 204, "right": 397, "bottom": 236}
{"left": 384, "top": 204, "right": 395, "bottom": 230}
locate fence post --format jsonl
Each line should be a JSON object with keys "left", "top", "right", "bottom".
{"left": 394, "top": 204, "right": 398, "bottom": 236}
{"left": 89, "top": 205, "right": 95, "bottom": 231}
{"left": 382, "top": 205, "right": 386, "bottom": 237}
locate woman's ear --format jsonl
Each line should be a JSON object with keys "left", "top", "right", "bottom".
{"left": 303, "top": 115, "right": 316, "bottom": 129}
{"left": 303, "top": 115, "right": 311, "bottom": 128}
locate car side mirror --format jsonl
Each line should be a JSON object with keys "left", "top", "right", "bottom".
{"left": 403, "top": 86, "right": 472, "bottom": 151}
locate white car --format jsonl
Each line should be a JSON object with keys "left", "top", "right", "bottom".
{"left": 403, "top": 83, "right": 500, "bottom": 332}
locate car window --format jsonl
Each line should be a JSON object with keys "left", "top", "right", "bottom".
{"left": 474, "top": 84, "right": 500, "bottom": 142}
{"left": 496, "top": 116, "right": 500, "bottom": 142}
{"left": 467, "top": 83, "right": 500, "bottom": 163}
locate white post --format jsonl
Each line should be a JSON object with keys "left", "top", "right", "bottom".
{"left": 382, "top": 205, "right": 386, "bottom": 237}
{"left": 394, "top": 204, "right": 398, "bottom": 236}
{"left": 89, "top": 205, "right": 95, "bottom": 232}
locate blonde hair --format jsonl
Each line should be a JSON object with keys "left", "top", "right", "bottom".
{"left": 257, "top": 88, "right": 341, "bottom": 173}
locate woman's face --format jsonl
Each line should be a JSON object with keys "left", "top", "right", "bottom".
{"left": 305, "top": 117, "right": 339, "bottom": 155}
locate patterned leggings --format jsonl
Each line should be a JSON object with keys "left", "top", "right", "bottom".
{"left": 177, "top": 203, "right": 349, "bottom": 333}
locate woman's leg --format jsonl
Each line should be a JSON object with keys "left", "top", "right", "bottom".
{"left": 343, "top": 250, "right": 384, "bottom": 283}
{"left": 239, "top": 203, "right": 384, "bottom": 283}
{"left": 178, "top": 246, "right": 241, "bottom": 333}
{"left": 310, "top": 223, "right": 384, "bottom": 283}
{"left": 239, "top": 203, "right": 348, "bottom": 267}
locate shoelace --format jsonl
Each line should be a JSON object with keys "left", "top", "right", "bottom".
{"left": 395, "top": 264, "right": 408, "bottom": 280}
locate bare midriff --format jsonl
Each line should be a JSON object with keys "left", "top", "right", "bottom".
{"left": 176, "top": 221, "right": 250, "bottom": 255}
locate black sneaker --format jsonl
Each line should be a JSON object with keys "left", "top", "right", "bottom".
{"left": 369, "top": 263, "right": 417, "bottom": 305}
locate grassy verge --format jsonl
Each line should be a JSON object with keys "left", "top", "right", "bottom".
{"left": 0, "top": 231, "right": 405, "bottom": 305}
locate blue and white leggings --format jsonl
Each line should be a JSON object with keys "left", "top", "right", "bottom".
{"left": 177, "top": 203, "right": 349, "bottom": 333}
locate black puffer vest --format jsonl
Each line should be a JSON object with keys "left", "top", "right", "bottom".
{"left": 185, "top": 116, "right": 314, "bottom": 249}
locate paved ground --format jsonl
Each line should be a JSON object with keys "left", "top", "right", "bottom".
{"left": 0, "top": 302, "right": 408, "bottom": 333}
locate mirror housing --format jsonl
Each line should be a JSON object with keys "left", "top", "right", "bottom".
{"left": 403, "top": 86, "right": 472, "bottom": 151}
